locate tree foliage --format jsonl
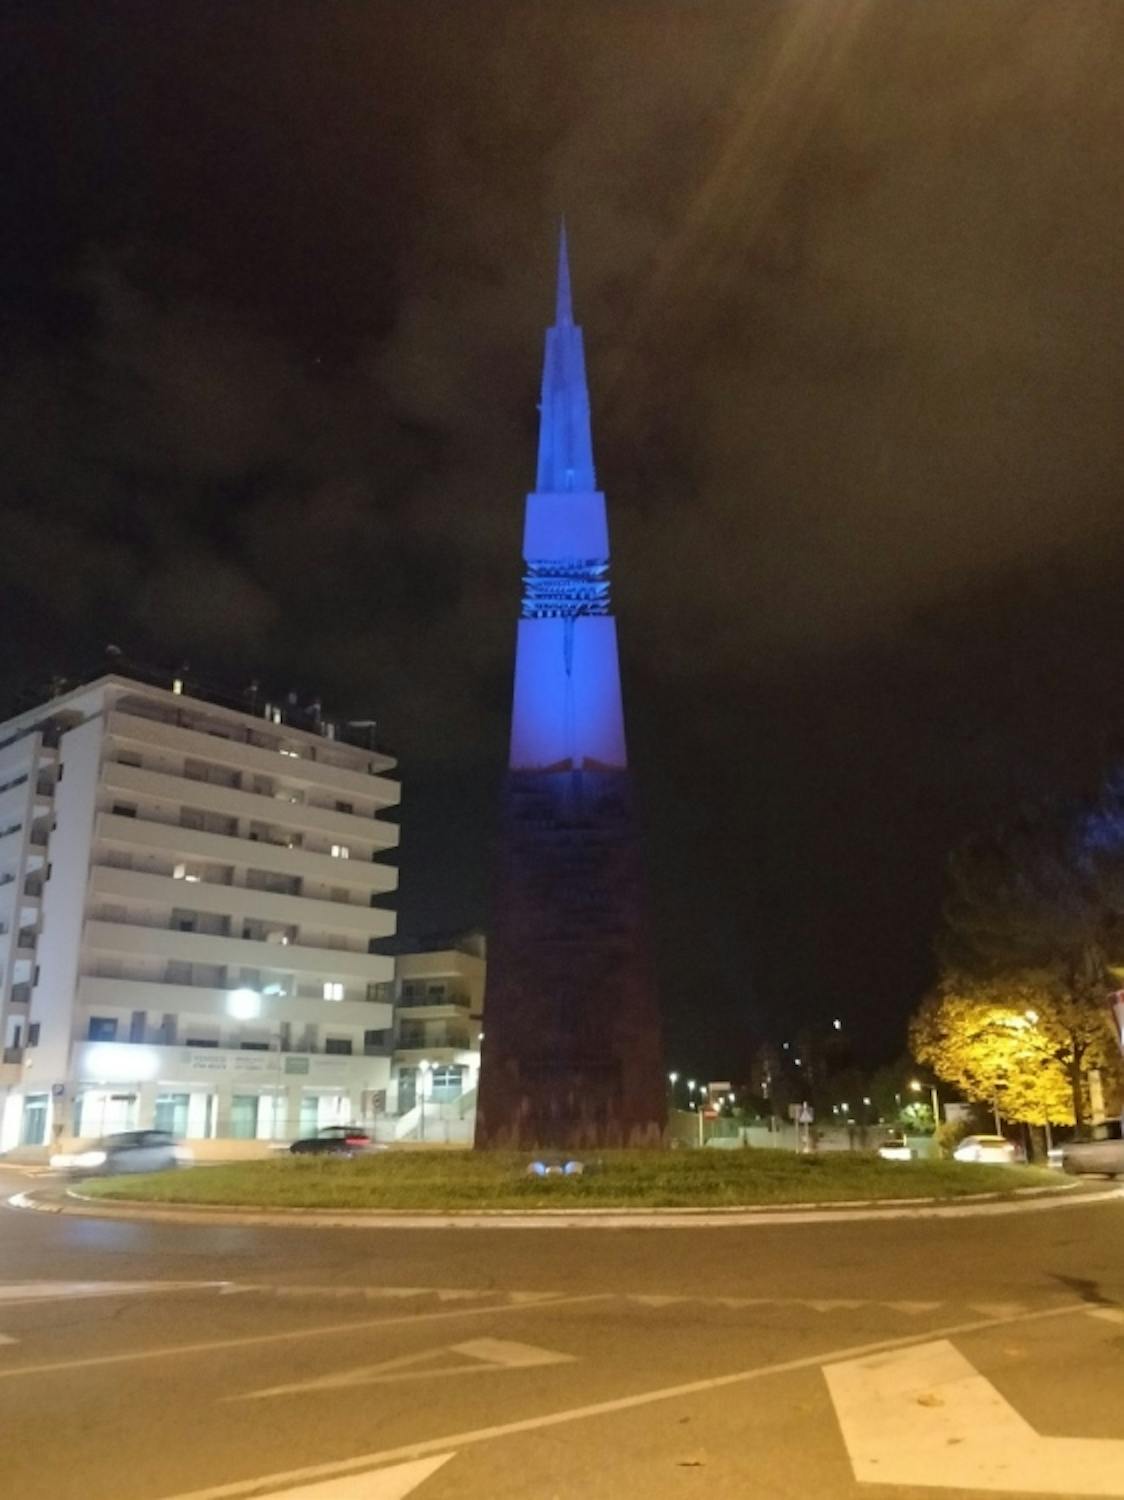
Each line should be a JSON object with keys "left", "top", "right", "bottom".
{"left": 910, "top": 981, "right": 1075, "bottom": 1125}
{"left": 937, "top": 789, "right": 1124, "bottom": 1126}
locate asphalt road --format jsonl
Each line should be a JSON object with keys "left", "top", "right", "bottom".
{"left": 2, "top": 1167, "right": 1123, "bottom": 1500}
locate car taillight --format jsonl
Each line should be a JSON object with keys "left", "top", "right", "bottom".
{"left": 344, "top": 1135, "right": 367, "bottom": 1147}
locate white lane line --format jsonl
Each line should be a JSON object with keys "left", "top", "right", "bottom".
{"left": 885, "top": 1300, "right": 942, "bottom": 1315}
{"left": 967, "top": 1301, "right": 1028, "bottom": 1319}
{"left": 1088, "top": 1307, "right": 1124, "bottom": 1324}
{"left": 0, "top": 1281, "right": 228, "bottom": 1305}
{"left": 824, "top": 1336, "right": 1124, "bottom": 1494}
{"left": 0, "top": 1334, "right": 15, "bottom": 1346}
{"left": 234, "top": 1338, "right": 575, "bottom": 1400}
{"left": 0, "top": 1291, "right": 609, "bottom": 1384}
{"left": 153, "top": 1302, "right": 1094, "bottom": 1500}
{"left": 250, "top": 1454, "right": 454, "bottom": 1499}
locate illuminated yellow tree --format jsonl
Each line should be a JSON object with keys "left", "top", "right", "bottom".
{"left": 909, "top": 981, "right": 1077, "bottom": 1126}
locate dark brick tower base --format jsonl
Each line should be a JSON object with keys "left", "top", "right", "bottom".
{"left": 475, "top": 768, "right": 665, "bottom": 1149}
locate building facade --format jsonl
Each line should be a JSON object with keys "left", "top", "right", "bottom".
{"left": 381, "top": 932, "right": 485, "bottom": 1122}
{"left": 0, "top": 671, "right": 399, "bottom": 1152}
{"left": 475, "top": 229, "right": 665, "bottom": 1148}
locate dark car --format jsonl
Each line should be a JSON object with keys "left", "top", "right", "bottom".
{"left": 289, "top": 1126, "right": 375, "bottom": 1157}
{"left": 1061, "top": 1119, "right": 1124, "bottom": 1178}
{"left": 53, "top": 1130, "right": 190, "bottom": 1177}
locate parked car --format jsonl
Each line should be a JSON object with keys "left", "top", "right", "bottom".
{"left": 51, "top": 1130, "right": 191, "bottom": 1177}
{"left": 1061, "top": 1120, "right": 1124, "bottom": 1178}
{"left": 953, "top": 1134, "right": 1018, "bottom": 1164}
{"left": 289, "top": 1126, "right": 376, "bottom": 1157}
{"left": 877, "top": 1134, "right": 914, "bottom": 1162}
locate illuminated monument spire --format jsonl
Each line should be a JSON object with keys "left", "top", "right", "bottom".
{"left": 476, "top": 228, "right": 665, "bottom": 1149}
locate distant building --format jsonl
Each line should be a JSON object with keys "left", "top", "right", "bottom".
{"left": 0, "top": 668, "right": 399, "bottom": 1151}
{"left": 377, "top": 932, "right": 484, "bottom": 1128}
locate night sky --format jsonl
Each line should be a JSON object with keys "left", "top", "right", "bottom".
{"left": 3, "top": 4, "right": 1124, "bottom": 1077}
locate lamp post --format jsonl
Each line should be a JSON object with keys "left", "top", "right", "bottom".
{"left": 418, "top": 1058, "right": 431, "bottom": 1142}
{"left": 909, "top": 1078, "right": 941, "bottom": 1134}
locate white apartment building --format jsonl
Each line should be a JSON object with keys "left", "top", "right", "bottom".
{"left": 0, "top": 671, "right": 400, "bottom": 1152}
{"left": 381, "top": 932, "right": 484, "bottom": 1124}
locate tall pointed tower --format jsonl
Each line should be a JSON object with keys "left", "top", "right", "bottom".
{"left": 475, "top": 229, "right": 665, "bottom": 1149}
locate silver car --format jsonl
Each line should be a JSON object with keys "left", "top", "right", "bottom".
{"left": 1061, "top": 1120, "right": 1124, "bottom": 1178}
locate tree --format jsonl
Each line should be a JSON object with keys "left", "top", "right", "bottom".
{"left": 910, "top": 981, "right": 1075, "bottom": 1127}
{"left": 940, "top": 798, "right": 1124, "bottom": 1128}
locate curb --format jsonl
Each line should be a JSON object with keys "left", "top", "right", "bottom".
{"left": 7, "top": 1178, "right": 1120, "bottom": 1231}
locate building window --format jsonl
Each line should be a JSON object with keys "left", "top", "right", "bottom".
{"left": 323, "top": 982, "right": 344, "bottom": 1002}
{"left": 364, "top": 1029, "right": 388, "bottom": 1054}
{"left": 172, "top": 678, "right": 184, "bottom": 695}
{"left": 27, "top": 1023, "right": 40, "bottom": 1047}
{"left": 331, "top": 844, "right": 350, "bottom": 860}
{"left": 430, "top": 1064, "right": 464, "bottom": 1101}
{"left": 335, "top": 801, "right": 353, "bottom": 815}
{"left": 111, "top": 803, "right": 137, "bottom": 818}
{"left": 325, "top": 1037, "right": 352, "bottom": 1056}
{"left": 88, "top": 1016, "right": 118, "bottom": 1041}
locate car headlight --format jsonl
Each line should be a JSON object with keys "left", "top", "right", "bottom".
{"left": 74, "top": 1150, "right": 107, "bottom": 1168}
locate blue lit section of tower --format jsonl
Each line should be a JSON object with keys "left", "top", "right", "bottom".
{"left": 508, "top": 225, "right": 628, "bottom": 772}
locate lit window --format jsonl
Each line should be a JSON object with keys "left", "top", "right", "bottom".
{"left": 173, "top": 863, "right": 186, "bottom": 880}
{"left": 331, "top": 844, "right": 350, "bottom": 860}
{"left": 172, "top": 678, "right": 183, "bottom": 695}
{"left": 323, "top": 981, "right": 344, "bottom": 1001}
{"left": 280, "top": 747, "right": 300, "bottom": 759}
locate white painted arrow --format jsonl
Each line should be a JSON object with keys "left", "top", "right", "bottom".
{"left": 236, "top": 1338, "right": 575, "bottom": 1401}
{"left": 188, "top": 1453, "right": 455, "bottom": 1500}
{"left": 825, "top": 1337, "right": 1124, "bottom": 1495}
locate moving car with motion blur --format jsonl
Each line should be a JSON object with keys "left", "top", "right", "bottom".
{"left": 1061, "top": 1119, "right": 1124, "bottom": 1177}
{"left": 51, "top": 1130, "right": 191, "bottom": 1177}
{"left": 952, "top": 1134, "right": 1019, "bottom": 1164}
{"left": 289, "top": 1126, "right": 377, "bottom": 1157}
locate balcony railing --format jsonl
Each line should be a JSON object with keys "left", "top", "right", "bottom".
{"left": 398, "top": 992, "right": 471, "bottom": 1009}
{"left": 2, "top": 1047, "right": 23, "bottom": 1064}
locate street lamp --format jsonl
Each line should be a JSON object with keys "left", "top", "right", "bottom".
{"left": 909, "top": 1078, "right": 941, "bottom": 1132}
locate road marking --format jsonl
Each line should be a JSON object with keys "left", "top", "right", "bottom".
{"left": 824, "top": 1336, "right": 1124, "bottom": 1494}
{"left": 249, "top": 1453, "right": 454, "bottom": 1499}
{"left": 225, "top": 1284, "right": 559, "bottom": 1307}
{"left": 0, "top": 1291, "right": 608, "bottom": 1384}
{"left": 0, "top": 1281, "right": 227, "bottom": 1305}
{"left": 885, "top": 1300, "right": 942, "bottom": 1315}
{"left": 1088, "top": 1307, "right": 1124, "bottom": 1324}
{"left": 152, "top": 1302, "right": 1094, "bottom": 1500}
{"left": 236, "top": 1338, "right": 575, "bottom": 1400}
{"left": 0, "top": 1334, "right": 15, "bottom": 1346}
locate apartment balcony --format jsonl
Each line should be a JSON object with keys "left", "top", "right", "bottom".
{"left": 94, "top": 813, "right": 398, "bottom": 894}
{"left": 397, "top": 1028, "right": 474, "bottom": 1052}
{"left": 88, "top": 866, "right": 396, "bottom": 943}
{"left": 8, "top": 983, "right": 31, "bottom": 1007}
{"left": 71, "top": 1038, "right": 393, "bottom": 1090}
{"left": 106, "top": 710, "right": 400, "bottom": 810}
{"left": 76, "top": 975, "right": 393, "bottom": 1032}
{"left": 394, "top": 1044, "right": 480, "bottom": 1067}
{"left": 82, "top": 920, "right": 395, "bottom": 985}
{"left": 2, "top": 1046, "right": 24, "bottom": 1065}
{"left": 102, "top": 763, "right": 399, "bottom": 852}
{"left": 397, "top": 991, "right": 472, "bottom": 1010}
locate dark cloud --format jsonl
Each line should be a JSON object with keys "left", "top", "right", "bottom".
{"left": 2, "top": 2, "right": 1123, "bottom": 1069}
